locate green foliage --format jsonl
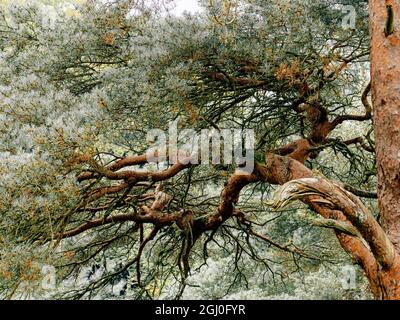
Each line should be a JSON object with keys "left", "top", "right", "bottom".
{"left": 0, "top": 0, "right": 376, "bottom": 299}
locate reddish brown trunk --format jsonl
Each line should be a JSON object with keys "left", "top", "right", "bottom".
{"left": 375, "top": 257, "right": 400, "bottom": 299}
{"left": 368, "top": 0, "right": 400, "bottom": 299}
{"left": 370, "top": 0, "right": 400, "bottom": 251}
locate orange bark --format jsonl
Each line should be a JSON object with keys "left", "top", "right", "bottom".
{"left": 370, "top": 0, "right": 400, "bottom": 251}
{"left": 359, "top": 0, "right": 400, "bottom": 299}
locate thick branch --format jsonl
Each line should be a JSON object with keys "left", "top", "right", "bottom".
{"left": 270, "top": 176, "right": 395, "bottom": 268}
{"left": 82, "top": 158, "right": 192, "bottom": 182}
{"left": 78, "top": 154, "right": 148, "bottom": 181}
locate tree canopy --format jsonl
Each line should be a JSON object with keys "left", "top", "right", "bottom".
{"left": 0, "top": 0, "right": 398, "bottom": 300}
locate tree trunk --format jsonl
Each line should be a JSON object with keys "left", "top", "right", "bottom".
{"left": 358, "top": 0, "right": 400, "bottom": 299}
{"left": 374, "top": 257, "right": 400, "bottom": 299}
{"left": 369, "top": 0, "right": 400, "bottom": 251}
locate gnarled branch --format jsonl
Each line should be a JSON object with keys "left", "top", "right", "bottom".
{"left": 269, "top": 176, "right": 395, "bottom": 268}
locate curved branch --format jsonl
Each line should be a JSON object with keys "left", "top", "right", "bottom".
{"left": 81, "top": 158, "right": 193, "bottom": 183}
{"left": 246, "top": 225, "right": 321, "bottom": 260}
{"left": 269, "top": 176, "right": 395, "bottom": 268}
{"left": 331, "top": 82, "right": 372, "bottom": 127}
{"left": 86, "top": 182, "right": 129, "bottom": 203}
{"left": 343, "top": 184, "right": 377, "bottom": 199}
{"left": 56, "top": 212, "right": 137, "bottom": 239}
{"left": 312, "top": 218, "right": 365, "bottom": 241}
{"left": 195, "top": 169, "right": 260, "bottom": 231}
{"left": 342, "top": 136, "right": 375, "bottom": 153}
{"left": 78, "top": 154, "right": 148, "bottom": 181}
{"left": 136, "top": 227, "right": 159, "bottom": 287}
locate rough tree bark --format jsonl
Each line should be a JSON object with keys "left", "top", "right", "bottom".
{"left": 363, "top": 0, "right": 400, "bottom": 299}
{"left": 370, "top": 0, "right": 400, "bottom": 251}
